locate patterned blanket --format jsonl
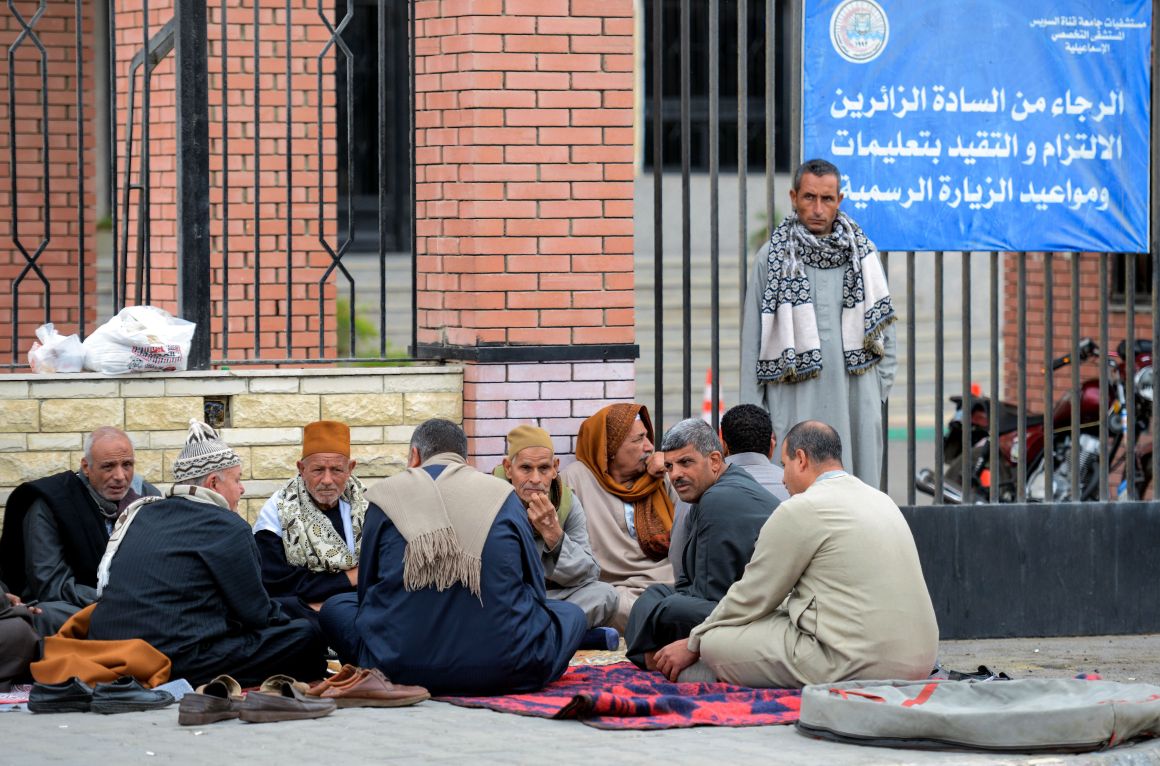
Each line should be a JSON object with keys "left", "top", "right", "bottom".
{"left": 436, "top": 662, "right": 801, "bottom": 730}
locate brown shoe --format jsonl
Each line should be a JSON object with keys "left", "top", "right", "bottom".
{"left": 239, "top": 676, "right": 336, "bottom": 723}
{"left": 306, "top": 663, "right": 360, "bottom": 697}
{"left": 178, "top": 675, "right": 243, "bottom": 726}
{"left": 320, "top": 668, "right": 430, "bottom": 709}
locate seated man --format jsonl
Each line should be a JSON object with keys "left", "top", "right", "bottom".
{"left": 90, "top": 420, "right": 326, "bottom": 687}
{"left": 253, "top": 420, "right": 365, "bottom": 626}
{"left": 721, "top": 404, "right": 790, "bottom": 501}
{"left": 319, "top": 419, "right": 585, "bottom": 696}
{"left": 669, "top": 404, "right": 789, "bottom": 580}
{"left": 626, "top": 418, "right": 776, "bottom": 669}
{"left": 654, "top": 421, "right": 939, "bottom": 688}
{"left": 0, "top": 579, "right": 40, "bottom": 690}
{"left": 0, "top": 427, "right": 160, "bottom": 633}
{"left": 496, "top": 425, "right": 618, "bottom": 633}
{"left": 560, "top": 403, "right": 675, "bottom": 632}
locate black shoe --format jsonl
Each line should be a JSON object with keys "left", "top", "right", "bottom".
{"left": 29, "top": 677, "right": 94, "bottom": 713}
{"left": 580, "top": 627, "right": 620, "bottom": 650}
{"left": 90, "top": 676, "right": 175, "bottom": 714}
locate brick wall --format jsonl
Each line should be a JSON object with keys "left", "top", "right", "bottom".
{"left": 412, "top": 0, "right": 639, "bottom": 463}
{"left": 465, "top": 360, "right": 634, "bottom": 469}
{"left": 1001, "top": 252, "right": 1153, "bottom": 410}
{"left": 0, "top": 4, "right": 95, "bottom": 363}
{"left": 113, "top": 0, "right": 339, "bottom": 362}
{"left": 0, "top": 367, "right": 462, "bottom": 531}
{"left": 413, "top": 0, "right": 636, "bottom": 348}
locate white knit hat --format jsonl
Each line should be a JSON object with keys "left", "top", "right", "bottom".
{"left": 172, "top": 419, "right": 241, "bottom": 483}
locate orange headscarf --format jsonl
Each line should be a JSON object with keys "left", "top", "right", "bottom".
{"left": 574, "top": 403, "right": 673, "bottom": 560}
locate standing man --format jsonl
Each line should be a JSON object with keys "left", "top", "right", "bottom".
{"left": 254, "top": 420, "right": 366, "bottom": 625}
{"left": 560, "top": 403, "right": 675, "bottom": 632}
{"left": 740, "top": 158, "right": 897, "bottom": 485}
{"left": 91, "top": 420, "right": 325, "bottom": 687}
{"left": 0, "top": 427, "right": 160, "bottom": 632}
{"left": 497, "top": 425, "right": 618, "bottom": 633}
{"left": 653, "top": 421, "right": 938, "bottom": 688}
{"left": 626, "top": 419, "right": 776, "bottom": 670}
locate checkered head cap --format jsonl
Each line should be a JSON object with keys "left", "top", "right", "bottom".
{"left": 172, "top": 419, "right": 242, "bottom": 483}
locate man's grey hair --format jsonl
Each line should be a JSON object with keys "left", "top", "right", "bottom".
{"left": 83, "top": 426, "right": 133, "bottom": 463}
{"left": 411, "top": 418, "right": 468, "bottom": 462}
{"left": 659, "top": 418, "right": 723, "bottom": 456}
{"left": 793, "top": 158, "right": 840, "bottom": 190}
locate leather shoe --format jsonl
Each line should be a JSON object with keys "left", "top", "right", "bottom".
{"left": 320, "top": 668, "right": 430, "bottom": 708}
{"left": 239, "top": 676, "right": 335, "bottom": 723}
{"left": 306, "top": 663, "right": 360, "bottom": 697}
{"left": 91, "top": 676, "right": 175, "bottom": 714}
{"left": 29, "top": 677, "right": 93, "bottom": 713}
{"left": 178, "top": 675, "right": 243, "bottom": 726}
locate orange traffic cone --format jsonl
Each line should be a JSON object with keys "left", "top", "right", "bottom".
{"left": 701, "top": 368, "right": 726, "bottom": 424}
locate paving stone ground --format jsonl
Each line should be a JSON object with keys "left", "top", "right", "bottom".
{"left": 8, "top": 635, "right": 1160, "bottom": 765}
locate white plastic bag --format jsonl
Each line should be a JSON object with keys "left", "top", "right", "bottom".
{"left": 82, "top": 306, "right": 197, "bottom": 374}
{"left": 27, "top": 322, "right": 86, "bottom": 373}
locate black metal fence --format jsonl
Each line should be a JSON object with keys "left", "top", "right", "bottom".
{"left": 2, "top": 0, "right": 416, "bottom": 370}
{"left": 642, "top": 0, "right": 1160, "bottom": 506}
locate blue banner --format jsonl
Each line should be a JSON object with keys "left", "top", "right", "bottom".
{"left": 802, "top": 0, "right": 1152, "bottom": 252}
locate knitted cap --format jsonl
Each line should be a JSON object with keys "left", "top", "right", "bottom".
{"left": 505, "top": 424, "right": 554, "bottom": 462}
{"left": 172, "top": 419, "right": 242, "bottom": 483}
{"left": 302, "top": 420, "right": 350, "bottom": 458}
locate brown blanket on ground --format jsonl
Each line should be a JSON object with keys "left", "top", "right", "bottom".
{"left": 30, "top": 604, "right": 171, "bottom": 688}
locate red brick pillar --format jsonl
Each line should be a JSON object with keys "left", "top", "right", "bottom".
{"left": 413, "top": 0, "right": 638, "bottom": 467}
{"left": 0, "top": 4, "right": 96, "bottom": 363}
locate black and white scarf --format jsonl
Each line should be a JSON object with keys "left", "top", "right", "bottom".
{"left": 757, "top": 211, "right": 894, "bottom": 383}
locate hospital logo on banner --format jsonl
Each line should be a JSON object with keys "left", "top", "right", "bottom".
{"left": 830, "top": 0, "right": 889, "bottom": 63}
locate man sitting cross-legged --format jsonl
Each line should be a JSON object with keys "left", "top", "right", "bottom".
{"left": 654, "top": 420, "right": 938, "bottom": 688}
{"left": 0, "top": 427, "right": 161, "bottom": 633}
{"left": 626, "top": 418, "right": 777, "bottom": 670}
{"left": 496, "top": 425, "right": 619, "bottom": 644}
{"left": 319, "top": 419, "right": 586, "bottom": 695}
{"left": 90, "top": 420, "right": 327, "bottom": 687}
{"left": 560, "top": 403, "right": 676, "bottom": 632}
{"left": 669, "top": 403, "right": 788, "bottom": 581}
{"left": 254, "top": 420, "right": 366, "bottom": 627}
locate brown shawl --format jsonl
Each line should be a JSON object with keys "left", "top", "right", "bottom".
{"left": 574, "top": 403, "right": 673, "bottom": 560}
{"left": 364, "top": 453, "right": 511, "bottom": 600}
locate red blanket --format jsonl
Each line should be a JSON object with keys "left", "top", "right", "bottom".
{"left": 436, "top": 662, "right": 801, "bottom": 730}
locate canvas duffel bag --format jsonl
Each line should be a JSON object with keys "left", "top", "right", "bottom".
{"left": 798, "top": 678, "right": 1160, "bottom": 753}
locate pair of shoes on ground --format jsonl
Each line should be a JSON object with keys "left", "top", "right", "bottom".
{"left": 29, "top": 676, "right": 175, "bottom": 714}
{"left": 179, "top": 674, "right": 335, "bottom": 725}
{"left": 307, "top": 664, "right": 430, "bottom": 708}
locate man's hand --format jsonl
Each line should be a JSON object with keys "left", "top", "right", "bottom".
{"left": 647, "top": 451, "right": 666, "bottom": 478}
{"left": 653, "top": 638, "right": 700, "bottom": 682}
{"left": 344, "top": 566, "right": 359, "bottom": 587}
{"left": 5, "top": 592, "right": 42, "bottom": 615}
{"left": 526, "top": 492, "right": 563, "bottom": 550}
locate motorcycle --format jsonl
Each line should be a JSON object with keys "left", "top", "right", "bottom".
{"left": 915, "top": 338, "right": 1154, "bottom": 504}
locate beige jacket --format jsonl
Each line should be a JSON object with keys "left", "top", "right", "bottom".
{"left": 689, "top": 473, "right": 938, "bottom": 686}
{"left": 559, "top": 461, "right": 674, "bottom": 629}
